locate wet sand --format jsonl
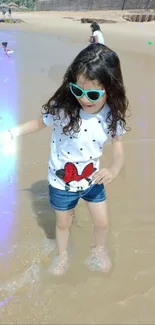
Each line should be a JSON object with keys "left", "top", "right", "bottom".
{"left": 0, "top": 12, "right": 155, "bottom": 324}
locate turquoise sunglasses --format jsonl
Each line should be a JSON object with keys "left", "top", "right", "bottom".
{"left": 69, "top": 82, "right": 105, "bottom": 102}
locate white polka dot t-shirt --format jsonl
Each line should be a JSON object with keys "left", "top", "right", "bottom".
{"left": 43, "top": 103, "right": 125, "bottom": 192}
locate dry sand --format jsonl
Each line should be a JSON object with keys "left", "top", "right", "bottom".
{"left": 0, "top": 10, "right": 155, "bottom": 324}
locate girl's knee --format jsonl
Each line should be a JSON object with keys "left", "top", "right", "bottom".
{"left": 87, "top": 201, "right": 109, "bottom": 230}
{"left": 95, "top": 221, "right": 108, "bottom": 230}
{"left": 57, "top": 218, "right": 72, "bottom": 230}
{"left": 56, "top": 209, "right": 73, "bottom": 229}
{"left": 93, "top": 216, "right": 109, "bottom": 230}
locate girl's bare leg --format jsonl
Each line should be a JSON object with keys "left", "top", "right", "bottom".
{"left": 85, "top": 200, "right": 111, "bottom": 272}
{"left": 48, "top": 208, "right": 74, "bottom": 276}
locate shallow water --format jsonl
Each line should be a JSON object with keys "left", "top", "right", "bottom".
{"left": 0, "top": 28, "right": 155, "bottom": 324}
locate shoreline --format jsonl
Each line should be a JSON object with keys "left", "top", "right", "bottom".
{"left": 0, "top": 11, "right": 155, "bottom": 57}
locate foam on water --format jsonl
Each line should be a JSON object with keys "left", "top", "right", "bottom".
{"left": 0, "top": 238, "right": 55, "bottom": 294}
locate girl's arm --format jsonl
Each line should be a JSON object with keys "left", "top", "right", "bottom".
{"left": 109, "top": 136, "right": 125, "bottom": 178}
{"left": 9, "top": 116, "right": 47, "bottom": 139}
{"left": 92, "top": 137, "right": 125, "bottom": 185}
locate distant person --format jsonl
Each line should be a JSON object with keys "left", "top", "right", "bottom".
{"left": 89, "top": 22, "right": 105, "bottom": 45}
{"left": 2, "top": 42, "right": 14, "bottom": 56}
{"left": 8, "top": 7, "right": 12, "bottom": 18}
{"left": 2, "top": 8, "right": 7, "bottom": 18}
{"left": 2, "top": 42, "right": 8, "bottom": 55}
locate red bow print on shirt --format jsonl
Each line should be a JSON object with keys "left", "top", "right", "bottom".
{"left": 56, "top": 162, "right": 95, "bottom": 183}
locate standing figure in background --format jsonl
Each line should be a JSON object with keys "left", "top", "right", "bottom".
{"left": 2, "top": 7, "right": 7, "bottom": 19}
{"left": 8, "top": 7, "right": 12, "bottom": 18}
{"left": 89, "top": 22, "right": 105, "bottom": 45}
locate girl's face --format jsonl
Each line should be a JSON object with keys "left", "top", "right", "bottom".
{"left": 75, "top": 74, "right": 107, "bottom": 114}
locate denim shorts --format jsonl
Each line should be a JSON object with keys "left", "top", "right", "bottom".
{"left": 49, "top": 183, "right": 106, "bottom": 211}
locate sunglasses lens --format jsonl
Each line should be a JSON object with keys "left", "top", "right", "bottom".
{"left": 71, "top": 85, "right": 83, "bottom": 97}
{"left": 87, "top": 91, "right": 100, "bottom": 101}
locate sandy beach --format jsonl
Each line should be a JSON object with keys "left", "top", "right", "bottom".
{"left": 0, "top": 10, "right": 155, "bottom": 324}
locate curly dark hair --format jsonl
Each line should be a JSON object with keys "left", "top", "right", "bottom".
{"left": 42, "top": 43, "right": 129, "bottom": 137}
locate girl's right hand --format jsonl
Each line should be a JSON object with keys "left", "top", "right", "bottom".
{"left": 0, "top": 130, "right": 13, "bottom": 146}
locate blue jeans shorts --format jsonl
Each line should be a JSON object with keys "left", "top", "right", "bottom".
{"left": 49, "top": 183, "right": 106, "bottom": 211}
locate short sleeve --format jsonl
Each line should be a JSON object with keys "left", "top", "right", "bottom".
{"left": 115, "top": 120, "right": 126, "bottom": 137}
{"left": 106, "top": 120, "right": 126, "bottom": 138}
{"left": 93, "top": 31, "right": 99, "bottom": 37}
{"left": 103, "top": 104, "right": 126, "bottom": 138}
{"left": 43, "top": 113, "right": 53, "bottom": 127}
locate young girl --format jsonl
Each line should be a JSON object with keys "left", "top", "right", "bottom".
{"left": 0, "top": 43, "right": 129, "bottom": 276}
{"left": 2, "top": 42, "right": 14, "bottom": 56}
{"left": 89, "top": 22, "right": 105, "bottom": 45}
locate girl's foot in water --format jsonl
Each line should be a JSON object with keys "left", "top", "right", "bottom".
{"left": 48, "top": 250, "right": 69, "bottom": 276}
{"left": 86, "top": 245, "right": 112, "bottom": 273}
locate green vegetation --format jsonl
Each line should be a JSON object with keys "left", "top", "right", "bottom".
{"left": 0, "top": 0, "right": 35, "bottom": 10}
{"left": 0, "top": 17, "right": 24, "bottom": 22}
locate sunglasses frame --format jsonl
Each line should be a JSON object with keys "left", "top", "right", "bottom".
{"left": 69, "top": 82, "right": 105, "bottom": 102}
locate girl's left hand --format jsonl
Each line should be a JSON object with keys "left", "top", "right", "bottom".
{"left": 92, "top": 168, "right": 114, "bottom": 185}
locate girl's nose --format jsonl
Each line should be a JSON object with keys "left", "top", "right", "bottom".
{"left": 80, "top": 94, "right": 91, "bottom": 104}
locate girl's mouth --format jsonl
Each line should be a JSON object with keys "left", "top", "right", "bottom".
{"left": 82, "top": 104, "right": 95, "bottom": 108}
